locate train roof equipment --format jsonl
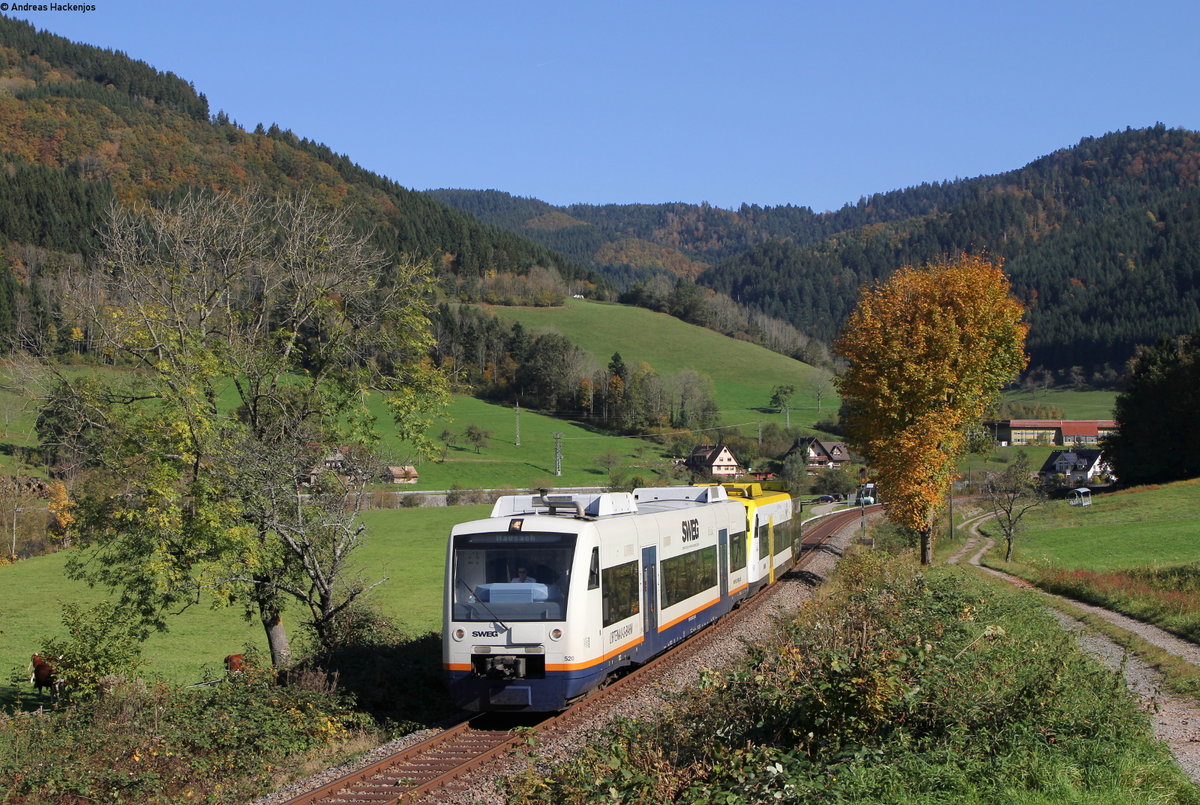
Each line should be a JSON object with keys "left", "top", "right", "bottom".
{"left": 489, "top": 491, "right": 639, "bottom": 519}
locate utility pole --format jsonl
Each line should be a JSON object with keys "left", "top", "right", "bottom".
{"left": 947, "top": 474, "right": 955, "bottom": 544}
{"left": 553, "top": 432, "right": 562, "bottom": 476}
{"left": 10, "top": 505, "right": 20, "bottom": 558}
{"left": 514, "top": 401, "right": 521, "bottom": 447}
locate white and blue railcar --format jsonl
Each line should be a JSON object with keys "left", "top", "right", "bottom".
{"left": 443, "top": 487, "right": 749, "bottom": 712}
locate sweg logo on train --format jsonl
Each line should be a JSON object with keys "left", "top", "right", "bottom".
{"left": 609, "top": 623, "right": 634, "bottom": 643}
{"left": 471, "top": 630, "right": 501, "bottom": 638}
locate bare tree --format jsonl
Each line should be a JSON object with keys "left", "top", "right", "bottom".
{"left": 594, "top": 449, "right": 623, "bottom": 488}
{"left": 812, "top": 377, "right": 834, "bottom": 413}
{"left": 983, "top": 452, "right": 1046, "bottom": 562}
{"left": 43, "top": 190, "right": 448, "bottom": 666}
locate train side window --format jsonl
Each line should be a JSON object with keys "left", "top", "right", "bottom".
{"left": 601, "top": 560, "right": 639, "bottom": 627}
{"left": 757, "top": 522, "right": 770, "bottom": 560}
{"left": 588, "top": 547, "right": 600, "bottom": 590}
{"left": 729, "top": 530, "right": 746, "bottom": 571}
{"left": 661, "top": 546, "right": 717, "bottom": 609}
{"left": 775, "top": 518, "right": 795, "bottom": 555}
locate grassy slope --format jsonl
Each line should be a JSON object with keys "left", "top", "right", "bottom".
{"left": 370, "top": 394, "right": 675, "bottom": 491}
{"left": 1002, "top": 387, "right": 1118, "bottom": 420}
{"left": 987, "top": 478, "right": 1200, "bottom": 571}
{"left": 2, "top": 300, "right": 836, "bottom": 494}
{"left": 486, "top": 298, "right": 837, "bottom": 427}
{"left": 2, "top": 308, "right": 1117, "bottom": 492}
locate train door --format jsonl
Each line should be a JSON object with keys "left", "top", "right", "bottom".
{"left": 750, "top": 514, "right": 763, "bottom": 583}
{"left": 767, "top": 518, "right": 776, "bottom": 584}
{"left": 792, "top": 503, "right": 803, "bottom": 567}
{"left": 641, "top": 546, "right": 658, "bottom": 639}
{"left": 718, "top": 528, "right": 729, "bottom": 598}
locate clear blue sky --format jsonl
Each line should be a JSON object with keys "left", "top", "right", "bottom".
{"left": 10, "top": 0, "right": 1200, "bottom": 212}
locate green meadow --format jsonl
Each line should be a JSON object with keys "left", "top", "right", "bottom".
{"left": 487, "top": 298, "right": 838, "bottom": 426}
{"left": 990, "top": 479, "right": 1200, "bottom": 571}
{"left": 0, "top": 300, "right": 1134, "bottom": 706}
{"left": 979, "top": 479, "right": 1200, "bottom": 644}
{"left": 2, "top": 302, "right": 1120, "bottom": 494}
{"left": 1002, "top": 386, "right": 1118, "bottom": 420}
{"left": 0, "top": 504, "right": 489, "bottom": 705}
{"left": 370, "top": 394, "right": 682, "bottom": 491}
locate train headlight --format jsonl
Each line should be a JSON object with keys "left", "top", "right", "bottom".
{"left": 549, "top": 628, "right": 563, "bottom": 641}
{"left": 453, "top": 628, "right": 465, "bottom": 641}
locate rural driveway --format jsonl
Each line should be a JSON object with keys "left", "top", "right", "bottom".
{"left": 952, "top": 514, "right": 1200, "bottom": 783}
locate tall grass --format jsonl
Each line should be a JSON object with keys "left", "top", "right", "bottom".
{"left": 1035, "top": 565, "right": 1200, "bottom": 643}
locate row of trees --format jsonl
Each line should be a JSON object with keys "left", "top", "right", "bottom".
{"left": 429, "top": 304, "right": 722, "bottom": 435}
{"left": 617, "top": 276, "right": 830, "bottom": 366}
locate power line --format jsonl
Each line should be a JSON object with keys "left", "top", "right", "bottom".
{"left": 557, "top": 421, "right": 763, "bottom": 441}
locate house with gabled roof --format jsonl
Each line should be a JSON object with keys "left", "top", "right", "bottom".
{"left": 684, "top": 444, "right": 742, "bottom": 477}
{"left": 385, "top": 465, "right": 419, "bottom": 484}
{"left": 1038, "top": 449, "right": 1113, "bottom": 485}
{"left": 783, "top": 436, "right": 852, "bottom": 472}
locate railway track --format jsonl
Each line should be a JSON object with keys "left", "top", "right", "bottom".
{"left": 277, "top": 504, "right": 878, "bottom": 805}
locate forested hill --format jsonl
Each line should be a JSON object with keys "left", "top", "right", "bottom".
{"left": 0, "top": 14, "right": 586, "bottom": 348}
{"left": 433, "top": 127, "right": 1200, "bottom": 375}
{"left": 704, "top": 127, "right": 1200, "bottom": 374}
{"left": 425, "top": 189, "right": 963, "bottom": 286}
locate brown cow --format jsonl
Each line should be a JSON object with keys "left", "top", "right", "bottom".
{"left": 223, "top": 653, "right": 245, "bottom": 673}
{"left": 30, "top": 653, "right": 57, "bottom": 696}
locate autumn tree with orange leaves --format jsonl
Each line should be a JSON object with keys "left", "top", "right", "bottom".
{"left": 835, "top": 254, "right": 1028, "bottom": 564}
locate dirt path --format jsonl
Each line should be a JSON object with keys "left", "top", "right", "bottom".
{"left": 956, "top": 515, "right": 1200, "bottom": 783}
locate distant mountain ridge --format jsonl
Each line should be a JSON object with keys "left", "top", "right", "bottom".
{"left": 432, "top": 126, "right": 1200, "bottom": 374}
{"left": 1, "top": 13, "right": 1196, "bottom": 377}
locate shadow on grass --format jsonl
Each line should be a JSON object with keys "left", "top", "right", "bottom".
{"left": 307, "top": 631, "right": 457, "bottom": 726}
{"left": 0, "top": 679, "right": 60, "bottom": 713}
{"left": 1, "top": 633, "right": 460, "bottom": 727}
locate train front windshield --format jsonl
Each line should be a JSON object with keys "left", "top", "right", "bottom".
{"left": 451, "top": 532, "right": 576, "bottom": 622}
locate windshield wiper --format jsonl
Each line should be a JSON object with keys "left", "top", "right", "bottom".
{"left": 456, "top": 575, "right": 508, "bottom": 632}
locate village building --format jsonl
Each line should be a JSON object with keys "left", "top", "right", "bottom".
{"left": 985, "top": 419, "right": 1118, "bottom": 447}
{"left": 683, "top": 444, "right": 742, "bottom": 477}
{"left": 783, "top": 436, "right": 852, "bottom": 472}
{"left": 1038, "top": 448, "right": 1114, "bottom": 485}
{"left": 385, "top": 465, "right": 419, "bottom": 484}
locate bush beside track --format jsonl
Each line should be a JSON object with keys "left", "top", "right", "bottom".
{"left": 0, "top": 668, "right": 372, "bottom": 804}
{"left": 503, "top": 551, "right": 1199, "bottom": 804}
